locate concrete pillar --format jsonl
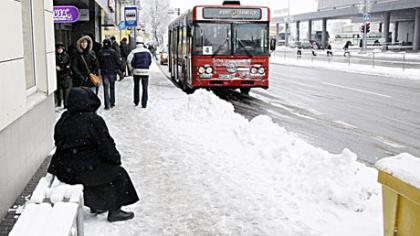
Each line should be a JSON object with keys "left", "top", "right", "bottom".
{"left": 383, "top": 12, "right": 391, "bottom": 51}
{"left": 285, "top": 22, "right": 289, "bottom": 46}
{"left": 296, "top": 21, "right": 300, "bottom": 42}
{"left": 308, "top": 20, "right": 312, "bottom": 40}
{"left": 394, "top": 21, "right": 399, "bottom": 43}
{"left": 414, "top": 8, "right": 420, "bottom": 51}
{"left": 322, "top": 18, "right": 327, "bottom": 49}
{"left": 276, "top": 23, "right": 280, "bottom": 40}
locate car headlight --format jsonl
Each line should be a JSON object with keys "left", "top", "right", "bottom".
{"left": 205, "top": 67, "right": 213, "bottom": 74}
{"left": 258, "top": 68, "right": 265, "bottom": 74}
{"left": 198, "top": 67, "right": 205, "bottom": 74}
{"left": 251, "top": 68, "right": 258, "bottom": 74}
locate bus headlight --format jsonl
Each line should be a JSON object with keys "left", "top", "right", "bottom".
{"left": 198, "top": 67, "right": 205, "bottom": 74}
{"left": 258, "top": 68, "right": 265, "bottom": 74}
{"left": 251, "top": 68, "right": 258, "bottom": 74}
{"left": 205, "top": 67, "right": 213, "bottom": 74}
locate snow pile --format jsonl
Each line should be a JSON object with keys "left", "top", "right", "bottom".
{"left": 82, "top": 65, "right": 384, "bottom": 235}
{"left": 376, "top": 153, "right": 420, "bottom": 189}
{"left": 156, "top": 90, "right": 379, "bottom": 209}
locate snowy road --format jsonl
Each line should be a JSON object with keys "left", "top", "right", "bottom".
{"left": 84, "top": 64, "right": 382, "bottom": 235}
{"left": 240, "top": 64, "right": 420, "bottom": 164}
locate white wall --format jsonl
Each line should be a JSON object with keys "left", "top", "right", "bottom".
{"left": 0, "top": 0, "right": 56, "bottom": 220}
{"left": 0, "top": 0, "right": 27, "bottom": 131}
{"left": 0, "top": 0, "right": 57, "bottom": 131}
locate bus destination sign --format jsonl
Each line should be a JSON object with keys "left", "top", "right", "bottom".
{"left": 203, "top": 8, "right": 262, "bottom": 20}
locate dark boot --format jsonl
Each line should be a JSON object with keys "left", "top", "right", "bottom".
{"left": 107, "top": 209, "right": 134, "bottom": 222}
{"left": 90, "top": 208, "right": 107, "bottom": 215}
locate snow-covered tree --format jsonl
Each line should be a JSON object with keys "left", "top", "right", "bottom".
{"left": 140, "top": 0, "right": 171, "bottom": 46}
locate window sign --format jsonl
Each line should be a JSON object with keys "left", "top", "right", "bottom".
{"left": 125, "top": 7, "right": 138, "bottom": 27}
{"left": 203, "top": 8, "right": 261, "bottom": 20}
{"left": 53, "top": 6, "right": 80, "bottom": 23}
{"left": 203, "top": 46, "right": 213, "bottom": 55}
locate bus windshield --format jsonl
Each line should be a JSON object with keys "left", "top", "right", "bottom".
{"left": 233, "top": 23, "right": 268, "bottom": 56}
{"left": 193, "top": 23, "right": 231, "bottom": 56}
{"left": 193, "top": 23, "right": 269, "bottom": 56}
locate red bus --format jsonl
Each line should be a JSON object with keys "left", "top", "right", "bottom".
{"left": 168, "top": 1, "right": 275, "bottom": 94}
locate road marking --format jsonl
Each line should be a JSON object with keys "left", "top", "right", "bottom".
{"left": 322, "top": 82, "right": 392, "bottom": 98}
{"left": 272, "top": 102, "right": 316, "bottom": 120}
{"left": 373, "top": 136, "right": 406, "bottom": 149}
{"left": 333, "top": 120, "right": 358, "bottom": 129}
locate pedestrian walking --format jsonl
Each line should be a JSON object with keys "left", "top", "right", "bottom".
{"left": 120, "top": 37, "right": 130, "bottom": 78}
{"left": 343, "top": 41, "right": 351, "bottom": 57}
{"left": 71, "top": 35, "right": 99, "bottom": 94}
{"left": 47, "top": 87, "right": 139, "bottom": 222}
{"left": 110, "top": 36, "right": 124, "bottom": 80}
{"left": 98, "top": 38, "right": 122, "bottom": 110}
{"left": 55, "top": 43, "right": 72, "bottom": 108}
{"left": 127, "top": 38, "right": 152, "bottom": 108}
{"left": 326, "top": 43, "right": 333, "bottom": 57}
{"left": 311, "top": 41, "right": 318, "bottom": 56}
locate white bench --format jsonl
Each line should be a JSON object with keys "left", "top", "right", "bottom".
{"left": 8, "top": 173, "right": 84, "bottom": 236}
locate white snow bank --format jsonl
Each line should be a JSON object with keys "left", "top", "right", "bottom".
{"left": 271, "top": 57, "right": 420, "bottom": 81}
{"left": 376, "top": 153, "right": 420, "bottom": 189}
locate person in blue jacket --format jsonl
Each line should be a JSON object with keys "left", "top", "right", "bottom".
{"left": 127, "top": 38, "right": 152, "bottom": 108}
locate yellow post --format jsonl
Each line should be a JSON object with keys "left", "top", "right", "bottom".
{"left": 378, "top": 171, "right": 420, "bottom": 236}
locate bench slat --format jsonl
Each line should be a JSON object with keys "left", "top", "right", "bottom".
{"left": 44, "top": 203, "right": 79, "bottom": 236}
{"left": 8, "top": 203, "right": 52, "bottom": 236}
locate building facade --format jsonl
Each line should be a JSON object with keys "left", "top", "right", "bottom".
{"left": 272, "top": 0, "right": 420, "bottom": 50}
{"left": 0, "top": 0, "right": 57, "bottom": 220}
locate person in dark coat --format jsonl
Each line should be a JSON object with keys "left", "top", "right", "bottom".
{"left": 71, "top": 35, "right": 99, "bottom": 94}
{"left": 110, "top": 36, "right": 123, "bottom": 80}
{"left": 98, "top": 38, "right": 122, "bottom": 110}
{"left": 55, "top": 43, "right": 72, "bottom": 108}
{"left": 47, "top": 87, "right": 139, "bottom": 222}
{"left": 120, "top": 37, "right": 130, "bottom": 78}
{"left": 343, "top": 41, "right": 351, "bottom": 57}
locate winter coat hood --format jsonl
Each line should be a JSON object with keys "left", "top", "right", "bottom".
{"left": 67, "top": 87, "right": 101, "bottom": 112}
{"left": 76, "top": 35, "right": 93, "bottom": 53}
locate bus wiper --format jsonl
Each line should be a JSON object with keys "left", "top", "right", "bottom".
{"left": 213, "top": 38, "right": 229, "bottom": 56}
{"left": 237, "top": 39, "right": 252, "bottom": 57}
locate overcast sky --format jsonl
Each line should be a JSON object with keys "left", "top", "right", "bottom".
{"left": 169, "top": 0, "right": 318, "bottom": 15}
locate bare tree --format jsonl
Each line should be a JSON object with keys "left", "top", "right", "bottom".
{"left": 140, "top": 0, "right": 171, "bottom": 46}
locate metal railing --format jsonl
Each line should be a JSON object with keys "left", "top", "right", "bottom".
{"left": 271, "top": 47, "right": 420, "bottom": 71}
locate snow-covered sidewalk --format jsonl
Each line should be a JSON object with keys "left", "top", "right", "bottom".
{"left": 83, "top": 63, "right": 384, "bottom": 235}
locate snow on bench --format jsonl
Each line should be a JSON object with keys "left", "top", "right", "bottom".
{"left": 9, "top": 173, "right": 84, "bottom": 236}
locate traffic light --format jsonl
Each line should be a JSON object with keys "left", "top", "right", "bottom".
{"left": 361, "top": 23, "right": 371, "bottom": 33}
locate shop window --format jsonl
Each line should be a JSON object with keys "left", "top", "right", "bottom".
{"left": 21, "top": 0, "right": 37, "bottom": 91}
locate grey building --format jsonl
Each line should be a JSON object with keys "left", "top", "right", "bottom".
{"left": 273, "top": 0, "right": 420, "bottom": 51}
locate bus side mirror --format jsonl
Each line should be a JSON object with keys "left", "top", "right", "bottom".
{"left": 270, "top": 38, "right": 277, "bottom": 51}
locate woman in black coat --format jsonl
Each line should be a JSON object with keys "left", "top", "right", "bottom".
{"left": 55, "top": 43, "right": 72, "bottom": 108}
{"left": 48, "top": 87, "right": 139, "bottom": 222}
{"left": 71, "top": 35, "right": 99, "bottom": 94}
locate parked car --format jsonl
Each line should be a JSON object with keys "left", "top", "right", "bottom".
{"left": 159, "top": 48, "right": 168, "bottom": 65}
